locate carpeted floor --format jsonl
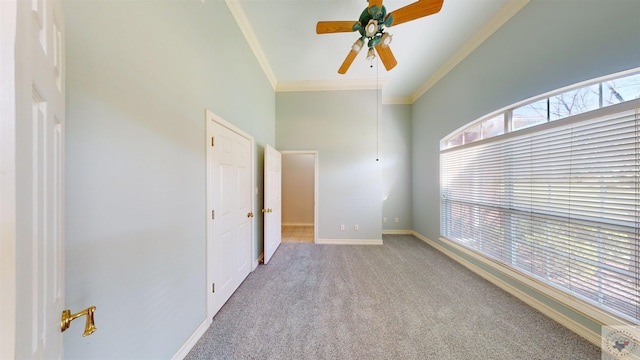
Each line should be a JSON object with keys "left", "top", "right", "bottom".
{"left": 186, "top": 234, "right": 601, "bottom": 359}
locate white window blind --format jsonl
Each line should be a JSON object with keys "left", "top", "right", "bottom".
{"left": 440, "top": 102, "right": 640, "bottom": 324}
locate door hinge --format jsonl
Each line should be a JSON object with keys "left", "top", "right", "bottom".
{"left": 212, "top": 210, "right": 215, "bottom": 220}
{"left": 212, "top": 283, "right": 215, "bottom": 293}
{"left": 211, "top": 136, "right": 215, "bottom": 147}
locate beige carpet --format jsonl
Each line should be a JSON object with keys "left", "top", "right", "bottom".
{"left": 186, "top": 234, "right": 601, "bottom": 359}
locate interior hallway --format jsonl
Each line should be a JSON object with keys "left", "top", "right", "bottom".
{"left": 281, "top": 225, "right": 314, "bottom": 243}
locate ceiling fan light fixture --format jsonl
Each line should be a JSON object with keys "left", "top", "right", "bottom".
{"left": 381, "top": 32, "right": 392, "bottom": 47}
{"left": 368, "top": 36, "right": 381, "bottom": 48}
{"left": 366, "top": 48, "right": 376, "bottom": 61}
{"left": 316, "top": 0, "right": 445, "bottom": 74}
{"left": 352, "top": 39, "right": 364, "bottom": 53}
{"left": 365, "top": 19, "right": 378, "bottom": 37}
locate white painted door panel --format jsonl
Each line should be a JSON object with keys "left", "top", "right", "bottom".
{"left": 9, "top": 0, "right": 66, "bottom": 358}
{"left": 263, "top": 145, "right": 281, "bottom": 264}
{"left": 207, "top": 114, "right": 253, "bottom": 318}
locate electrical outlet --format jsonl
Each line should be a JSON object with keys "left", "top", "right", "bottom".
{"left": 340, "top": 225, "right": 345, "bottom": 231}
{"left": 354, "top": 225, "right": 359, "bottom": 231}
{"left": 383, "top": 217, "right": 387, "bottom": 222}
{"left": 395, "top": 217, "right": 399, "bottom": 223}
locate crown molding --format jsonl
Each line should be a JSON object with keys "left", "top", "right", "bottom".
{"left": 227, "top": 0, "right": 529, "bottom": 103}
{"left": 276, "top": 79, "right": 411, "bottom": 104}
{"left": 276, "top": 78, "right": 386, "bottom": 92}
{"left": 382, "top": 96, "right": 412, "bottom": 105}
{"left": 411, "top": 0, "right": 530, "bottom": 103}
{"left": 225, "top": 0, "right": 277, "bottom": 90}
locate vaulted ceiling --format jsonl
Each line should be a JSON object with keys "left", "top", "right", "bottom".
{"left": 229, "top": 0, "right": 529, "bottom": 103}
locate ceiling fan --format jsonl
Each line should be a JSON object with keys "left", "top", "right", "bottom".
{"left": 316, "top": 0, "right": 444, "bottom": 74}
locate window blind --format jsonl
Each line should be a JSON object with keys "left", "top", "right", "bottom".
{"left": 440, "top": 104, "right": 640, "bottom": 324}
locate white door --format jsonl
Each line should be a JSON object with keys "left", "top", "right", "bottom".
{"left": 263, "top": 145, "right": 281, "bottom": 264}
{"left": 206, "top": 111, "right": 253, "bottom": 318}
{"left": 2, "top": 0, "right": 66, "bottom": 358}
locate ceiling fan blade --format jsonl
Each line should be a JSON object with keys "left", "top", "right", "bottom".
{"left": 368, "top": 0, "right": 383, "bottom": 17}
{"left": 375, "top": 44, "right": 397, "bottom": 71}
{"left": 338, "top": 49, "right": 359, "bottom": 74}
{"left": 316, "top": 21, "right": 357, "bottom": 34}
{"left": 388, "top": 0, "right": 444, "bottom": 27}
{"left": 368, "top": 0, "right": 383, "bottom": 9}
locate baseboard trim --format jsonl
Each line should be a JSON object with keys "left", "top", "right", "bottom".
{"left": 316, "top": 238, "right": 383, "bottom": 245}
{"left": 382, "top": 229, "right": 413, "bottom": 235}
{"left": 411, "top": 231, "right": 603, "bottom": 347}
{"left": 171, "top": 318, "right": 210, "bottom": 360}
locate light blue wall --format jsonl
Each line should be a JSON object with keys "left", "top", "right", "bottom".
{"left": 63, "top": 1, "right": 274, "bottom": 358}
{"left": 412, "top": 0, "right": 640, "bottom": 241}
{"left": 60, "top": 0, "right": 640, "bottom": 357}
{"left": 381, "top": 104, "right": 412, "bottom": 231}
{"left": 276, "top": 90, "right": 382, "bottom": 241}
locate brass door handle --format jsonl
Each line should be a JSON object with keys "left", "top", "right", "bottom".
{"left": 247, "top": 212, "right": 254, "bottom": 218}
{"left": 61, "top": 306, "right": 97, "bottom": 337}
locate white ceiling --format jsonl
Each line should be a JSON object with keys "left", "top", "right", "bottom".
{"left": 230, "top": 0, "right": 529, "bottom": 103}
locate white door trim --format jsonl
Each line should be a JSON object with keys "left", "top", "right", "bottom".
{"left": 204, "top": 109, "right": 255, "bottom": 322}
{"left": 280, "top": 150, "right": 318, "bottom": 243}
{"left": 0, "top": 1, "right": 18, "bottom": 357}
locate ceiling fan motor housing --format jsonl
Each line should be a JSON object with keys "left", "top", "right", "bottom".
{"left": 354, "top": 5, "right": 394, "bottom": 49}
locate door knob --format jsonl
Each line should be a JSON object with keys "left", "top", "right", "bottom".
{"left": 261, "top": 209, "right": 266, "bottom": 213}
{"left": 61, "top": 306, "right": 97, "bottom": 337}
{"left": 247, "top": 212, "right": 254, "bottom": 218}
{"left": 268, "top": 208, "right": 273, "bottom": 213}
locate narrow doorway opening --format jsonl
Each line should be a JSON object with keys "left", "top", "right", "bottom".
{"left": 281, "top": 151, "right": 317, "bottom": 243}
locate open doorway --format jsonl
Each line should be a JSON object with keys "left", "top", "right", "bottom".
{"left": 281, "top": 151, "right": 317, "bottom": 243}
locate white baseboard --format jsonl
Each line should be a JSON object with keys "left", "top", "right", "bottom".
{"left": 171, "top": 318, "right": 210, "bottom": 360}
{"left": 382, "top": 229, "right": 413, "bottom": 235}
{"left": 411, "top": 231, "right": 603, "bottom": 347}
{"left": 316, "top": 238, "right": 383, "bottom": 245}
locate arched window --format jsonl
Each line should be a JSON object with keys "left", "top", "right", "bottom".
{"left": 441, "top": 70, "right": 640, "bottom": 149}
{"left": 440, "top": 68, "right": 640, "bottom": 325}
